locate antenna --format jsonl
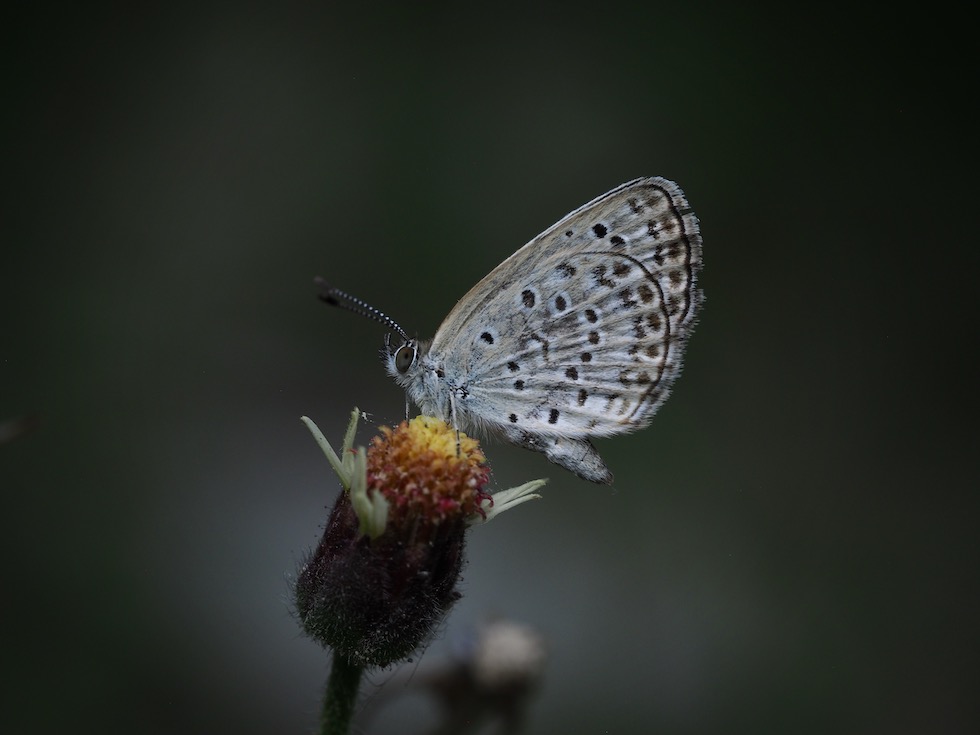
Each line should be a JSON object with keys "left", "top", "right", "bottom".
{"left": 314, "top": 276, "right": 409, "bottom": 340}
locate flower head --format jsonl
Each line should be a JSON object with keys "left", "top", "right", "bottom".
{"left": 367, "top": 416, "right": 491, "bottom": 531}
{"left": 295, "top": 409, "right": 544, "bottom": 668}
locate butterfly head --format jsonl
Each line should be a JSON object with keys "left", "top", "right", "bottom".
{"left": 383, "top": 332, "right": 421, "bottom": 384}
{"left": 383, "top": 334, "right": 438, "bottom": 413}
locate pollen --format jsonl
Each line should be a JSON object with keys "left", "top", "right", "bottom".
{"left": 367, "top": 416, "right": 491, "bottom": 525}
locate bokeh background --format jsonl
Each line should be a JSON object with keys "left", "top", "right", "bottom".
{"left": 3, "top": 4, "right": 976, "bottom": 734}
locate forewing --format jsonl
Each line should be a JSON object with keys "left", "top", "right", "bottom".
{"left": 434, "top": 177, "right": 703, "bottom": 437}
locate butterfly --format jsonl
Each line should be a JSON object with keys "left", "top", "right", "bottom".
{"left": 317, "top": 177, "right": 703, "bottom": 483}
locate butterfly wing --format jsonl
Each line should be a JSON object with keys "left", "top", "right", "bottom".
{"left": 431, "top": 177, "right": 702, "bottom": 440}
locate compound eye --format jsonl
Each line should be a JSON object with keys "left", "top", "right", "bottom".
{"left": 394, "top": 343, "right": 416, "bottom": 374}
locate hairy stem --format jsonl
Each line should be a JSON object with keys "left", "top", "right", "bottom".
{"left": 320, "top": 655, "right": 363, "bottom": 735}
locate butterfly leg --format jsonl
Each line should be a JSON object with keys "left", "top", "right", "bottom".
{"left": 501, "top": 426, "right": 613, "bottom": 484}
{"left": 448, "top": 388, "right": 461, "bottom": 457}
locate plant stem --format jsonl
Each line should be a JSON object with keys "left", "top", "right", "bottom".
{"left": 320, "top": 654, "right": 363, "bottom": 735}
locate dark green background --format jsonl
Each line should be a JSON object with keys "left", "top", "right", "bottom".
{"left": 3, "top": 4, "right": 976, "bottom": 734}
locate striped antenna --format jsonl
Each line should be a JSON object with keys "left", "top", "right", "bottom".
{"left": 314, "top": 276, "right": 408, "bottom": 340}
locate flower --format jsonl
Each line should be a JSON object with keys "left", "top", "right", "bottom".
{"left": 295, "top": 409, "right": 545, "bottom": 668}
{"left": 424, "top": 619, "right": 547, "bottom": 732}
{"left": 366, "top": 415, "right": 490, "bottom": 532}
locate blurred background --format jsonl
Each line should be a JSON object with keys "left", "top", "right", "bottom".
{"left": 2, "top": 3, "right": 976, "bottom": 733}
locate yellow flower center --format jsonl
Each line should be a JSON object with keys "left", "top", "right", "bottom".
{"left": 366, "top": 416, "right": 490, "bottom": 526}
